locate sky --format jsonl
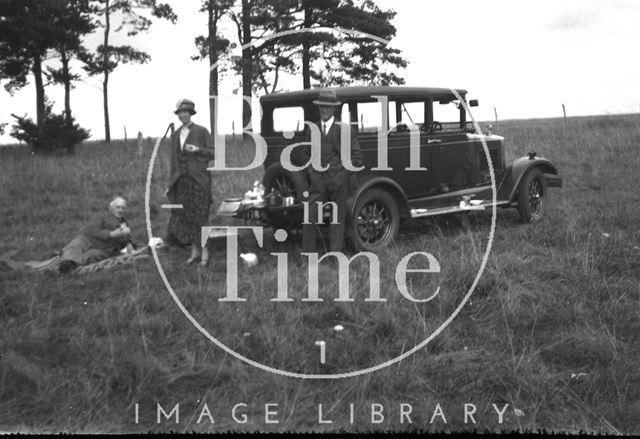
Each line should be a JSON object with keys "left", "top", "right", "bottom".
{"left": 1, "top": 0, "right": 639, "bottom": 144}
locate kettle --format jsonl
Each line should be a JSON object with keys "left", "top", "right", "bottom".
{"left": 266, "top": 189, "right": 282, "bottom": 207}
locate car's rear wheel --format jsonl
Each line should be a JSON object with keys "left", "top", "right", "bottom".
{"left": 349, "top": 188, "right": 400, "bottom": 252}
{"left": 517, "top": 167, "right": 546, "bottom": 223}
{"left": 262, "top": 162, "right": 309, "bottom": 230}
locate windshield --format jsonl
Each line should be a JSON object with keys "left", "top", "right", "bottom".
{"left": 433, "top": 100, "right": 462, "bottom": 131}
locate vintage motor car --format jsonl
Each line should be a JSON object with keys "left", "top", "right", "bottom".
{"left": 219, "top": 86, "right": 563, "bottom": 251}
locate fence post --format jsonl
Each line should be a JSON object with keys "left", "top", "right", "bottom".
{"left": 494, "top": 107, "right": 499, "bottom": 130}
{"left": 137, "top": 131, "right": 143, "bottom": 157}
{"left": 562, "top": 103, "right": 567, "bottom": 124}
{"left": 124, "top": 126, "right": 127, "bottom": 141}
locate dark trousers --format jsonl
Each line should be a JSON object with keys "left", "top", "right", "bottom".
{"left": 61, "top": 235, "right": 113, "bottom": 265}
{"left": 302, "top": 170, "right": 349, "bottom": 253}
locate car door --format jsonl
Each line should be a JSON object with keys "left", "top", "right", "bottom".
{"left": 428, "top": 132, "right": 478, "bottom": 196}
{"left": 426, "top": 100, "right": 479, "bottom": 201}
{"left": 386, "top": 100, "right": 432, "bottom": 199}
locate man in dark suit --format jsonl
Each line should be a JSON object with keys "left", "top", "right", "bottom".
{"left": 58, "top": 197, "right": 133, "bottom": 273}
{"left": 301, "top": 90, "right": 363, "bottom": 253}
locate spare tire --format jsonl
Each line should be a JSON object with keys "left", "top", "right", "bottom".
{"left": 262, "top": 162, "right": 309, "bottom": 230}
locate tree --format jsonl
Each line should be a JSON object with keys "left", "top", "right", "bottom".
{"left": 225, "top": 0, "right": 406, "bottom": 99}
{"left": 250, "top": 0, "right": 300, "bottom": 94}
{"left": 300, "top": 0, "right": 407, "bottom": 88}
{"left": 191, "top": 0, "right": 405, "bottom": 131}
{"left": 227, "top": 0, "right": 255, "bottom": 130}
{"left": 227, "top": 0, "right": 301, "bottom": 129}
{"left": 81, "top": 0, "right": 177, "bottom": 143}
{"left": 193, "top": 0, "right": 233, "bottom": 135}
{"left": 45, "top": 0, "right": 97, "bottom": 153}
{"left": 11, "top": 99, "right": 91, "bottom": 153}
{"left": 0, "top": 0, "right": 69, "bottom": 149}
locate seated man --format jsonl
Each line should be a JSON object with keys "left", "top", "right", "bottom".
{"left": 58, "top": 196, "right": 133, "bottom": 273}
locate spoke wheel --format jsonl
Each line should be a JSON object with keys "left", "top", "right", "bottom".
{"left": 350, "top": 188, "right": 400, "bottom": 251}
{"left": 517, "top": 167, "right": 547, "bottom": 223}
{"left": 272, "top": 174, "right": 297, "bottom": 198}
{"left": 262, "top": 162, "right": 309, "bottom": 230}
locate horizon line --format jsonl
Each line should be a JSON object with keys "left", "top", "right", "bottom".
{"left": 1, "top": 111, "right": 638, "bottom": 147}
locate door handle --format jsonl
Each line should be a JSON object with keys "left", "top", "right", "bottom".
{"left": 427, "top": 138, "right": 441, "bottom": 144}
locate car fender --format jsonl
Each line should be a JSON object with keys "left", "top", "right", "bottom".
{"left": 347, "top": 174, "right": 410, "bottom": 220}
{"left": 498, "top": 156, "right": 560, "bottom": 202}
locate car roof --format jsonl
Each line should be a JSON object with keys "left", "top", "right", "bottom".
{"left": 259, "top": 86, "right": 468, "bottom": 105}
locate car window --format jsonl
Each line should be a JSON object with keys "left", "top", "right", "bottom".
{"left": 273, "top": 106, "right": 304, "bottom": 133}
{"left": 389, "top": 101, "right": 424, "bottom": 131}
{"left": 341, "top": 103, "right": 356, "bottom": 126}
{"left": 357, "top": 101, "right": 383, "bottom": 133}
{"left": 433, "top": 100, "right": 462, "bottom": 131}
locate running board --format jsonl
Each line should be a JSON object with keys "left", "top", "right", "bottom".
{"left": 410, "top": 200, "right": 510, "bottom": 218}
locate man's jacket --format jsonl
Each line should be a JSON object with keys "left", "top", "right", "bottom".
{"left": 302, "top": 120, "right": 363, "bottom": 178}
{"left": 81, "top": 214, "right": 130, "bottom": 254}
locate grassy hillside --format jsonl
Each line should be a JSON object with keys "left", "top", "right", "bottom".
{"left": 1, "top": 115, "right": 639, "bottom": 433}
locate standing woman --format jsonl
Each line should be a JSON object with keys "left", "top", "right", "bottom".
{"left": 166, "top": 99, "right": 215, "bottom": 266}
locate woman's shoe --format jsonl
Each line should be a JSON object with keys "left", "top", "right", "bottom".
{"left": 199, "top": 257, "right": 209, "bottom": 267}
{"left": 185, "top": 256, "right": 200, "bottom": 265}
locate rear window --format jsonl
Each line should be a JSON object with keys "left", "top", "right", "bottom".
{"left": 273, "top": 106, "right": 304, "bottom": 133}
{"left": 357, "top": 101, "right": 383, "bottom": 133}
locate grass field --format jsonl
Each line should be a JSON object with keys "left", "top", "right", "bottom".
{"left": 1, "top": 114, "right": 639, "bottom": 433}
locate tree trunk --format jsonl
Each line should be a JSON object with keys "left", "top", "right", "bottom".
{"left": 103, "top": 0, "right": 111, "bottom": 143}
{"left": 271, "top": 63, "right": 279, "bottom": 94}
{"left": 61, "top": 48, "right": 75, "bottom": 154}
{"left": 61, "top": 49, "right": 71, "bottom": 126}
{"left": 32, "top": 53, "right": 45, "bottom": 152}
{"left": 302, "top": 2, "right": 311, "bottom": 89}
{"left": 208, "top": 2, "right": 218, "bottom": 136}
{"left": 241, "top": 0, "right": 252, "bottom": 131}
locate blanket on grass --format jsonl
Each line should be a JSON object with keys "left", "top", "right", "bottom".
{"left": 0, "top": 246, "right": 153, "bottom": 275}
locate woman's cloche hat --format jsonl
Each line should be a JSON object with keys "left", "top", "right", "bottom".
{"left": 312, "top": 89, "right": 341, "bottom": 107}
{"left": 174, "top": 98, "right": 197, "bottom": 115}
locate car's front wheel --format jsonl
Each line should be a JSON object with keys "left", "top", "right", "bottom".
{"left": 349, "top": 188, "right": 400, "bottom": 252}
{"left": 517, "top": 167, "right": 547, "bottom": 223}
